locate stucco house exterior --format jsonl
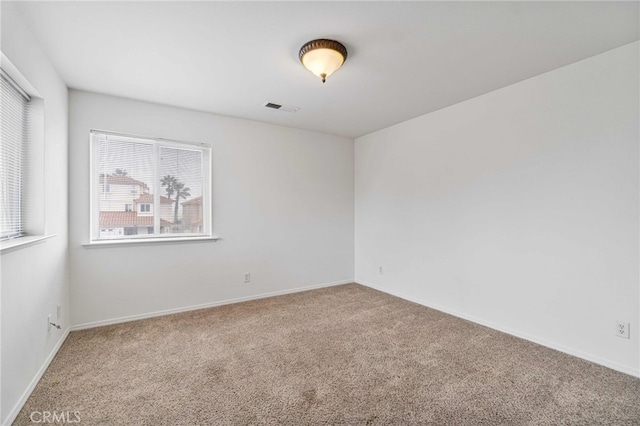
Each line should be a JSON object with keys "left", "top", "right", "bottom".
{"left": 181, "top": 196, "right": 203, "bottom": 233}
{"left": 98, "top": 175, "right": 174, "bottom": 237}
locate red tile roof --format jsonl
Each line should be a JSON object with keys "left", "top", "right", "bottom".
{"left": 99, "top": 175, "right": 149, "bottom": 189}
{"left": 99, "top": 211, "right": 172, "bottom": 227}
{"left": 182, "top": 195, "right": 203, "bottom": 206}
{"left": 134, "top": 193, "right": 173, "bottom": 204}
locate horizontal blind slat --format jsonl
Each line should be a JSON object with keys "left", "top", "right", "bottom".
{"left": 0, "top": 71, "right": 29, "bottom": 239}
{"left": 92, "top": 130, "right": 210, "bottom": 240}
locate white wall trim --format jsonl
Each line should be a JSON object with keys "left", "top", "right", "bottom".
{"left": 358, "top": 281, "right": 640, "bottom": 379}
{"left": 82, "top": 236, "right": 220, "bottom": 248}
{"left": 3, "top": 328, "right": 71, "bottom": 426}
{"left": 0, "top": 234, "right": 57, "bottom": 254}
{"left": 71, "top": 279, "right": 353, "bottom": 331}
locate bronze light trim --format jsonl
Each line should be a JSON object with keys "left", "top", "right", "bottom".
{"left": 298, "top": 39, "right": 348, "bottom": 83}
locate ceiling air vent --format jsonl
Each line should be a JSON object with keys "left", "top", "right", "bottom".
{"left": 263, "top": 102, "right": 300, "bottom": 113}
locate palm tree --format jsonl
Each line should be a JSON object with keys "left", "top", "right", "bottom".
{"left": 172, "top": 182, "right": 190, "bottom": 226}
{"left": 161, "top": 175, "right": 190, "bottom": 226}
{"left": 160, "top": 175, "right": 177, "bottom": 199}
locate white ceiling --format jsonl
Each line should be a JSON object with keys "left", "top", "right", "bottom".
{"left": 11, "top": 1, "right": 640, "bottom": 138}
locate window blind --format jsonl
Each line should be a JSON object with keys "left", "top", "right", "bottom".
{"left": 91, "top": 130, "right": 210, "bottom": 241}
{"left": 0, "top": 69, "right": 30, "bottom": 240}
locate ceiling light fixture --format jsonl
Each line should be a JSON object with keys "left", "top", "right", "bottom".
{"left": 299, "top": 39, "right": 348, "bottom": 83}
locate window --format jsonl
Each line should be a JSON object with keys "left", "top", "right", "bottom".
{"left": 90, "top": 130, "right": 211, "bottom": 242}
{"left": 0, "top": 69, "right": 30, "bottom": 240}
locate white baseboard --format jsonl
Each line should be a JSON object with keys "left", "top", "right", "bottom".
{"left": 358, "top": 281, "right": 640, "bottom": 379}
{"left": 71, "top": 279, "right": 353, "bottom": 331}
{"left": 3, "top": 328, "right": 71, "bottom": 426}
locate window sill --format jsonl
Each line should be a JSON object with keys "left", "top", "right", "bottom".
{"left": 82, "top": 235, "right": 220, "bottom": 248}
{"left": 0, "top": 234, "right": 57, "bottom": 254}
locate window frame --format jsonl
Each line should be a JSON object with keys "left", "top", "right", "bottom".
{"left": 0, "top": 53, "right": 52, "bottom": 254}
{"left": 0, "top": 68, "right": 32, "bottom": 242}
{"left": 89, "top": 129, "right": 213, "bottom": 244}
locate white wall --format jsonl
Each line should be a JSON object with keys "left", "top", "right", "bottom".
{"left": 69, "top": 91, "right": 354, "bottom": 327}
{"left": 355, "top": 42, "right": 639, "bottom": 375}
{"left": 1, "top": 3, "right": 70, "bottom": 424}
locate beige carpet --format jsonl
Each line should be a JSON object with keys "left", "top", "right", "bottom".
{"left": 14, "top": 284, "right": 640, "bottom": 425}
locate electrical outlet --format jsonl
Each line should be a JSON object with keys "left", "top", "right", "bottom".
{"left": 244, "top": 272, "right": 251, "bottom": 283}
{"left": 57, "top": 304, "right": 61, "bottom": 319}
{"left": 379, "top": 266, "right": 383, "bottom": 275}
{"left": 616, "top": 321, "right": 630, "bottom": 339}
{"left": 47, "top": 314, "right": 51, "bottom": 331}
